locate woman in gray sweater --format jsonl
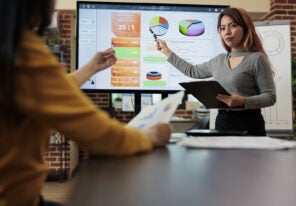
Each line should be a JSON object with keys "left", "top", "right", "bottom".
{"left": 156, "top": 7, "right": 276, "bottom": 136}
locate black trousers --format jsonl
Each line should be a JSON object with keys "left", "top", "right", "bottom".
{"left": 215, "top": 109, "right": 266, "bottom": 136}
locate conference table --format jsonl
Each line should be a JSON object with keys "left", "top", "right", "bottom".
{"left": 67, "top": 138, "right": 296, "bottom": 206}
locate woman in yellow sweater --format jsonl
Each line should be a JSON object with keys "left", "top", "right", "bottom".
{"left": 0, "top": 0, "right": 172, "bottom": 205}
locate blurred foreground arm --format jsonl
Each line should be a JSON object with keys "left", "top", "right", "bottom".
{"left": 71, "top": 48, "right": 117, "bottom": 86}
{"left": 143, "top": 123, "right": 173, "bottom": 147}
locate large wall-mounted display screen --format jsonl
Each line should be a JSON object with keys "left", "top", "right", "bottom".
{"left": 76, "top": 2, "right": 227, "bottom": 92}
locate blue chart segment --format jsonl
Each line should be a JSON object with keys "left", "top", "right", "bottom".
{"left": 149, "top": 16, "right": 169, "bottom": 36}
{"left": 179, "top": 19, "right": 205, "bottom": 36}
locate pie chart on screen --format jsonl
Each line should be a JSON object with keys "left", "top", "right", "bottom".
{"left": 149, "top": 16, "right": 169, "bottom": 36}
{"left": 179, "top": 19, "right": 205, "bottom": 36}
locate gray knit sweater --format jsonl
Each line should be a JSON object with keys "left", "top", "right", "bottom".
{"left": 168, "top": 52, "right": 276, "bottom": 109}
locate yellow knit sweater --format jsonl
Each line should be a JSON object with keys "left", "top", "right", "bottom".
{"left": 0, "top": 31, "right": 152, "bottom": 206}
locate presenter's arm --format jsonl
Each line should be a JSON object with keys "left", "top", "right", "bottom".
{"left": 156, "top": 38, "right": 172, "bottom": 57}
{"left": 216, "top": 93, "right": 245, "bottom": 108}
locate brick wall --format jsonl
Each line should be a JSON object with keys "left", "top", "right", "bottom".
{"left": 85, "top": 92, "right": 110, "bottom": 108}
{"left": 45, "top": 137, "right": 70, "bottom": 181}
{"left": 260, "top": 0, "right": 296, "bottom": 58}
{"left": 57, "top": 10, "right": 72, "bottom": 72}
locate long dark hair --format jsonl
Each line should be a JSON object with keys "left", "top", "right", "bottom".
{"left": 217, "top": 7, "right": 267, "bottom": 56}
{"left": 0, "top": 0, "right": 54, "bottom": 117}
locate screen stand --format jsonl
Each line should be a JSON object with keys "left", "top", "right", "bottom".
{"left": 133, "top": 93, "right": 168, "bottom": 115}
{"left": 134, "top": 93, "right": 141, "bottom": 115}
{"left": 161, "top": 93, "right": 168, "bottom": 99}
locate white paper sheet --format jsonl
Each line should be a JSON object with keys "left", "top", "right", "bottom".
{"left": 127, "top": 91, "right": 184, "bottom": 129}
{"left": 177, "top": 136, "right": 296, "bottom": 150}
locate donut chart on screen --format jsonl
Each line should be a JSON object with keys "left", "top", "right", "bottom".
{"left": 146, "top": 71, "right": 162, "bottom": 80}
{"left": 179, "top": 19, "right": 205, "bottom": 36}
{"left": 149, "top": 16, "right": 169, "bottom": 36}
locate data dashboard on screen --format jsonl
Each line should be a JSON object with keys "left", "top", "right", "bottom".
{"left": 77, "top": 2, "right": 227, "bottom": 92}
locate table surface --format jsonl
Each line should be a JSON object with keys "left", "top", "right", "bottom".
{"left": 67, "top": 143, "right": 296, "bottom": 206}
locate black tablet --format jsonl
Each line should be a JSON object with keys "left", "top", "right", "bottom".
{"left": 179, "top": 80, "right": 230, "bottom": 108}
{"left": 186, "top": 129, "right": 248, "bottom": 136}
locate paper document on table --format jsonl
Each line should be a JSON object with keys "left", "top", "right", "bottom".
{"left": 127, "top": 91, "right": 184, "bottom": 129}
{"left": 178, "top": 136, "right": 296, "bottom": 150}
